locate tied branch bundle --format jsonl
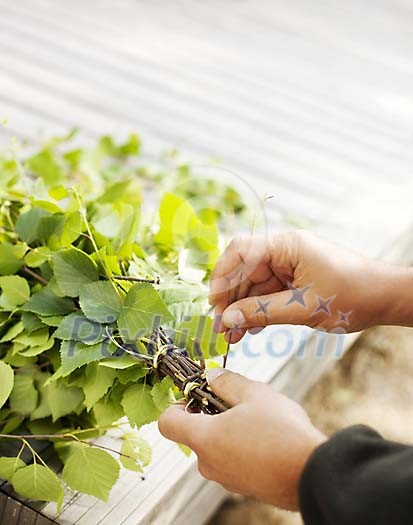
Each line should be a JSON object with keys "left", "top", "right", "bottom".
{"left": 115, "top": 327, "right": 228, "bottom": 414}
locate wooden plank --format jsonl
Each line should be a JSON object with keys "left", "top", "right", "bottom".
{"left": 0, "top": 492, "right": 7, "bottom": 521}
{"left": 2, "top": 496, "right": 23, "bottom": 523}
{"left": 0, "top": 3, "right": 406, "bottom": 176}
{"left": 18, "top": 506, "right": 38, "bottom": 525}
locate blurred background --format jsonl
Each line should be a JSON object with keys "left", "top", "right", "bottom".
{"left": 0, "top": 1, "right": 412, "bottom": 524}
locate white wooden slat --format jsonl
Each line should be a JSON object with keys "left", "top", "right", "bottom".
{"left": 0, "top": 4, "right": 408, "bottom": 150}
{"left": 8, "top": 0, "right": 410, "bottom": 147}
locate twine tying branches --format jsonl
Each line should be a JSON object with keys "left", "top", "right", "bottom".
{"left": 106, "top": 327, "right": 228, "bottom": 414}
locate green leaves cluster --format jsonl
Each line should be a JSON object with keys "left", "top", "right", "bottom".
{"left": 0, "top": 131, "right": 234, "bottom": 507}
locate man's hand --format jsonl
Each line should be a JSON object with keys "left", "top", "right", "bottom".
{"left": 210, "top": 231, "right": 413, "bottom": 343}
{"left": 158, "top": 368, "right": 326, "bottom": 511}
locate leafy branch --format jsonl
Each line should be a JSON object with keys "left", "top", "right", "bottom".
{"left": 0, "top": 130, "right": 246, "bottom": 508}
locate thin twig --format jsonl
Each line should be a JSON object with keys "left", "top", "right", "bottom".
{"left": 21, "top": 266, "right": 48, "bottom": 285}
{"left": 113, "top": 275, "right": 160, "bottom": 285}
{"left": 0, "top": 433, "right": 142, "bottom": 463}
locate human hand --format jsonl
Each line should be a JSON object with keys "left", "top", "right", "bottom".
{"left": 158, "top": 368, "right": 326, "bottom": 510}
{"left": 210, "top": 231, "right": 410, "bottom": 343}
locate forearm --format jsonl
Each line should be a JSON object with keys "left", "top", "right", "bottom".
{"left": 374, "top": 264, "right": 413, "bottom": 327}
{"left": 299, "top": 425, "right": 413, "bottom": 525}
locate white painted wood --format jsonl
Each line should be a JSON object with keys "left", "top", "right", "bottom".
{"left": 1, "top": 0, "right": 412, "bottom": 523}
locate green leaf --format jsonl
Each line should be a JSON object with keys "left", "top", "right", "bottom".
{"left": 60, "top": 339, "right": 116, "bottom": 376}
{"left": 0, "top": 456, "right": 26, "bottom": 481}
{"left": 1, "top": 415, "right": 24, "bottom": 434}
{"left": 176, "top": 315, "right": 227, "bottom": 358}
{"left": 21, "top": 312, "right": 44, "bottom": 334}
{"left": 0, "top": 276, "right": 30, "bottom": 309}
{"left": 151, "top": 376, "right": 175, "bottom": 412}
{"left": 49, "top": 185, "right": 69, "bottom": 201}
{"left": 54, "top": 312, "right": 105, "bottom": 345}
{"left": 117, "top": 283, "right": 173, "bottom": 342}
{"left": 0, "top": 362, "right": 14, "bottom": 409}
{"left": 81, "top": 364, "right": 117, "bottom": 411}
{"left": 98, "top": 180, "right": 132, "bottom": 204}
{"left": 15, "top": 207, "right": 51, "bottom": 244}
{"left": 120, "top": 432, "right": 151, "bottom": 472}
{"left": 60, "top": 211, "right": 82, "bottom": 246}
{"left": 0, "top": 321, "right": 24, "bottom": 343}
{"left": 154, "top": 193, "right": 196, "bottom": 251}
{"left": 22, "top": 287, "right": 75, "bottom": 316}
{"left": 117, "top": 364, "right": 148, "bottom": 385}
{"left": 30, "top": 372, "right": 52, "bottom": 420}
{"left": 93, "top": 393, "right": 125, "bottom": 427}
{"left": 62, "top": 445, "right": 120, "bottom": 501}
{"left": 3, "top": 351, "right": 36, "bottom": 368}
{"left": 122, "top": 383, "right": 160, "bottom": 428}
{"left": 25, "top": 247, "right": 51, "bottom": 268}
{"left": 19, "top": 338, "right": 55, "bottom": 357}
{"left": 79, "top": 281, "right": 123, "bottom": 323}
{"left": 159, "top": 281, "right": 208, "bottom": 325}
{"left": 39, "top": 315, "right": 65, "bottom": 326}
{"left": 0, "top": 243, "right": 25, "bottom": 275}
{"left": 99, "top": 353, "right": 140, "bottom": 369}
{"left": 9, "top": 374, "right": 38, "bottom": 414}
{"left": 53, "top": 247, "right": 99, "bottom": 297}
{"left": 26, "top": 148, "right": 63, "bottom": 185}
{"left": 119, "top": 133, "right": 140, "bottom": 156}
{"left": 15, "top": 327, "right": 50, "bottom": 348}
{"left": 47, "top": 381, "right": 84, "bottom": 421}
{"left": 11, "top": 464, "right": 64, "bottom": 507}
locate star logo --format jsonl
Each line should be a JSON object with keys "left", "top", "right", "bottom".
{"left": 284, "top": 282, "right": 312, "bottom": 309}
{"left": 253, "top": 298, "right": 272, "bottom": 318}
{"left": 336, "top": 310, "right": 352, "bottom": 326}
{"left": 228, "top": 321, "right": 244, "bottom": 335}
{"left": 312, "top": 295, "right": 336, "bottom": 316}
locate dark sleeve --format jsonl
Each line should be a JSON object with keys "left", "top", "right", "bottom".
{"left": 299, "top": 425, "right": 413, "bottom": 525}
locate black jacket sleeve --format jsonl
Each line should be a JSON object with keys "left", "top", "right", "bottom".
{"left": 299, "top": 425, "right": 413, "bottom": 525}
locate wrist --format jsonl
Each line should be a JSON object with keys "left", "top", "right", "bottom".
{"left": 286, "top": 429, "right": 327, "bottom": 511}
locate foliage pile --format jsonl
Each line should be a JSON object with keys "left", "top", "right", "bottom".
{"left": 0, "top": 132, "right": 243, "bottom": 509}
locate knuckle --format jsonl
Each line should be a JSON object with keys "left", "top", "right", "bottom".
{"left": 246, "top": 303, "right": 269, "bottom": 327}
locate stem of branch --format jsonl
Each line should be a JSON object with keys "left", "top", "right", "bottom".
{"left": 21, "top": 266, "right": 48, "bottom": 285}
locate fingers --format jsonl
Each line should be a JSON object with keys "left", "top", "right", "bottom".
{"left": 221, "top": 289, "right": 313, "bottom": 330}
{"left": 158, "top": 404, "right": 209, "bottom": 449}
{"left": 209, "top": 236, "right": 269, "bottom": 307}
{"left": 206, "top": 368, "right": 262, "bottom": 406}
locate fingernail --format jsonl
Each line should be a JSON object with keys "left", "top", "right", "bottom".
{"left": 248, "top": 326, "right": 264, "bottom": 335}
{"left": 206, "top": 367, "right": 227, "bottom": 385}
{"left": 222, "top": 309, "right": 245, "bottom": 328}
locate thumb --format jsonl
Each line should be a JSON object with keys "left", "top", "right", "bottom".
{"left": 206, "top": 367, "right": 262, "bottom": 406}
{"left": 221, "top": 290, "right": 312, "bottom": 330}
